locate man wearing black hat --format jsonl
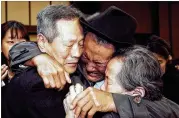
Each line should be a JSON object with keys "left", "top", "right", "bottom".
{"left": 7, "top": 6, "right": 138, "bottom": 118}
{"left": 69, "top": 5, "right": 136, "bottom": 87}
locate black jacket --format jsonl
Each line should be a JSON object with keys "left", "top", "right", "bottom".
{"left": 2, "top": 67, "right": 68, "bottom": 118}
{"left": 112, "top": 94, "right": 179, "bottom": 118}
{"left": 162, "top": 60, "right": 179, "bottom": 105}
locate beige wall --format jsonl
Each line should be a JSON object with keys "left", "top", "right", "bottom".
{"left": 1, "top": 1, "right": 6, "bottom": 23}
{"left": 1, "top": 1, "right": 70, "bottom": 41}
{"left": 30, "top": 1, "right": 50, "bottom": 25}
{"left": 29, "top": 35, "right": 37, "bottom": 42}
{"left": 7, "top": 2, "right": 29, "bottom": 25}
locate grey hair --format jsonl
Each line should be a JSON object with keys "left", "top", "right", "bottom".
{"left": 114, "top": 45, "right": 163, "bottom": 101}
{"left": 37, "top": 5, "right": 83, "bottom": 43}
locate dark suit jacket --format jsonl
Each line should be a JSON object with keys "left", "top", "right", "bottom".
{"left": 163, "top": 61, "right": 179, "bottom": 105}
{"left": 2, "top": 67, "right": 68, "bottom": 118}
{"left": 112, "top": 94, "right": 179, "bottom": 118}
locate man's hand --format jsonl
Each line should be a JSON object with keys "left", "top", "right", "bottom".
{"left": 71, "top": 87, "right": 117, "bottom": 118}
{"left": 1, "top": 64, "right": 8, "bottom": 80}
{"left": 28, "top": 54, "right": 71, "bottom": 89}
{"left": 64, "top": 84, "right": 83, "bottom": 118}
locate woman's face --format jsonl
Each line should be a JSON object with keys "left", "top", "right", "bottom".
{"left": 101, "top": 58, "right": 126, "bottom": 94}
{"left": 1, "top": 29, "right": 26, "bottom": 61}
{"left": 153, "top": 53, "right": 168, "bottom": 74}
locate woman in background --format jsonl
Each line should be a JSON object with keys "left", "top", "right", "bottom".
{"left": 146, "top": 35, "right": 179, "bottom": 104}
{"left": 1, "top": 20, "right": 30, "bottom": 86}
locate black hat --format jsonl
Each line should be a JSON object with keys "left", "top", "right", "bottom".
{"left": 80, "top": 6, "right": 137, "bottom": 46}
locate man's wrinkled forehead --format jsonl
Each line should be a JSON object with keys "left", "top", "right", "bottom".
{"left": 56, "top": 18, "right": 84, "bottom": 41}
{"left": 62, "top": 34, "right": 84, "bottom": 42}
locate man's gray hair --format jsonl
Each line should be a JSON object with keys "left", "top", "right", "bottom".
{"left": 37, "top": 5, "right": 83, "bottom": 43}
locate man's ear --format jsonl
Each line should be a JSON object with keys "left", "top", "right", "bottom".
{"left": 130, "top": 87, "right": 145, "bottom": 98}
{"left": 37, "top": 34, "right": 48, "bottom": 53}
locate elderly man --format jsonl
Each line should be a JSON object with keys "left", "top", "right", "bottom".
{"left": 2, "top": 5, "right": 84, "bottom": 118}
{"left": 7, "top": 6, "right": 137, "bottom": 118}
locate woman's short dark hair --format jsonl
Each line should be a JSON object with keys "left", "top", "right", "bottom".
{"left": 1, "top": 20, "right": 30, "bottom": 42}
{"left": 115, "top": 45, "right": 163, "bottom": 101}
{"left": 147, "top": 35, "right": 171, "bottom": 60}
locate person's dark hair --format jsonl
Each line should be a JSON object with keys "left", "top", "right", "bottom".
{"left": 1, "top": 20, "right": 30, "bottom": 42}
{"left": 1, "top": 20, "right": 30, "bottom": 65}
{"left": 146, "top": 35, "right": 171, "bottom": 60}
{"left": 114, "top": 45, "right": 163, "bottom": 101}
{"left": 37, "top": 5, "right": 83, "bottom": 43}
